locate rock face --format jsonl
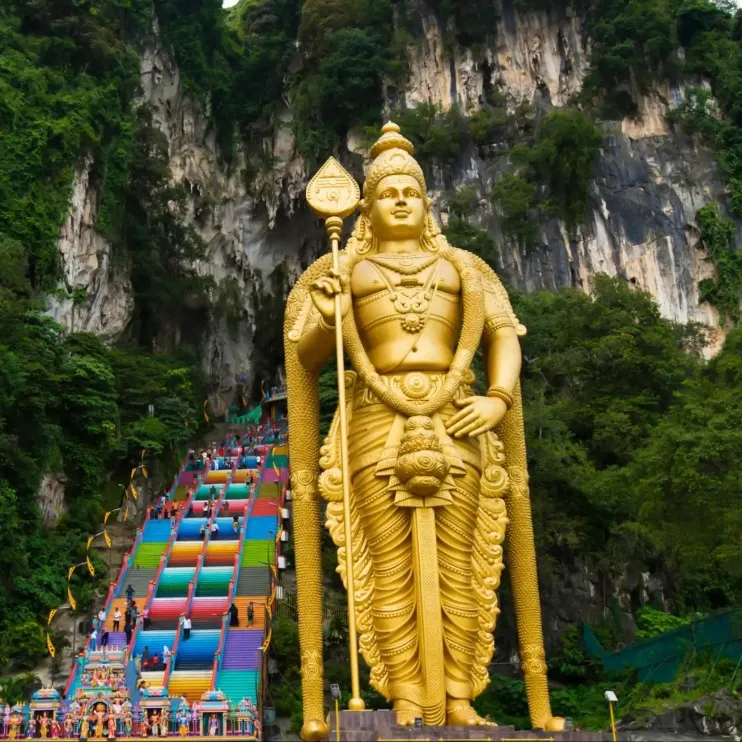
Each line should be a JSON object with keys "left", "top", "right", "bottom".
{"left": 37, "top": 474, "right": 67, "bottom": 527}
{"left": 47, "top": 155, "right": 134, "bottom": 338}
{"left": 53, "top": 0, "right": 736, "bottom": 390}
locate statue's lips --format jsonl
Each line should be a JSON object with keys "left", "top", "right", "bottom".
{"left": 392, "top": 210, "right": 411, "bottom": 217}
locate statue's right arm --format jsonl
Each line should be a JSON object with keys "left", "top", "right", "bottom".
{"left": 297, "top": 308, "right": 336, "bottom": 371}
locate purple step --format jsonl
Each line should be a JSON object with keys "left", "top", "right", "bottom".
{"left": 100, "top": 632, "right": 127, "bottom": 649}
{"left": 221, "top": 630, "right": 264, "bottom": 670}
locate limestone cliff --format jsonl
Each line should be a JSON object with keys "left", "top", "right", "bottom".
{"left": 51, "top": 0, "right": 734, "bottom": 392}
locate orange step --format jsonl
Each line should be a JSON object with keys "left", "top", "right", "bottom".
{"left": 231, "top": 597, "right": 266, "bottom": 630}
{"left": 104, "top": 598, "right": 128, "bottom": 630}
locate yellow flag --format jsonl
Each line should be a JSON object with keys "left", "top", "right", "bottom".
{"left": 241, "top": 395, "right": 247, "bottom": 407}
{"left": 104, "top": 530, "right": 112, "bottom": 548}
{"left": 260, "top": 380, "right": 266, "bottom": 400}
{"left": 142, "top": 465, "right": 148, "bottom": 479}
{"left": 130, "top": 483, "right": 138, "bottom": 501}
{"left": 86, "top": 535, "right": 95, "bottom": 550}
{"left": 48, "top": 608, "right": 57, "bottom": 626}
{"left": 68, "top": 587, "right": 77, "bottom": 612}
{"left": 68, "top": 565, "right": 76, "bottom": 581}
{"left": 87, "top": 556, "right": 95, "bottom": 577}
{"left": 130, "top": 467, "right": 137, "bottom": 481}
{"left": 123, "top": 507, "right": 128, "bottom": 522}
{"left": 47, "top": 633, "right": 56, "bottom": 658}
{"left": 104, "top": 510, "right": 111, "bottom": 524}
{"left": 141, "top": 449, "right": 147, "bottom": 461}
{"left": 203, "top": 400, "right": 210, "bottom": 423}
{"left": 273, "top": 461, "right": 280, "bottom": 477}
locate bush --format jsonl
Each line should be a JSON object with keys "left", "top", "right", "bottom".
{"left": 492, "top": 172, "right": 538, "bottom": 247}
{"left": 394, "top": 103, "right": 469, "bottom": 168}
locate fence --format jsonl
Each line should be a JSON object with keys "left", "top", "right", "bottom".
{"left": 583, "top": 608, "right": 742, "bottom": 683}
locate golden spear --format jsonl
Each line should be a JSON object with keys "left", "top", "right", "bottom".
{"left": 305, "top": 157, "right": 365, "bottom": 712}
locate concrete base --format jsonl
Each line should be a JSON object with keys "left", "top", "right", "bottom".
{"left": 327, "top": 710, "right": 612, "bottom": 741}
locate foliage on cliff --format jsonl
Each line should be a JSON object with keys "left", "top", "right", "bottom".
{"left": 0, "top": 0, "right": 208, "bottom": 671}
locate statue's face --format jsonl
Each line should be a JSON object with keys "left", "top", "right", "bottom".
{"left": 369, "top": 174, "right": 425, "bottom": 240}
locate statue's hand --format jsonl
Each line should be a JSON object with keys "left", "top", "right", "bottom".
{"left": 310, "top": 268, "right": 351, "bottom": 326}
{"left": 446, "top": 396, "right": 508, "bottom": 438}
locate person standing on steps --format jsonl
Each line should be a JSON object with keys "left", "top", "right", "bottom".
{"left": 181, "top": 615, "right": 192, "bottom": 640}
{"left": 124, "top": 621, "right": 133, "bottom": 646}
{"left": 98, "top": 607, "right": 106, "bottom": 626}
{"left": 247, "top": 602, "right": 254, "bottom": 628}
{"left": 113, "top": 608, "right": 121, "bottom": 632}
{"left": 90, "top": 628, "right": 98, "bottom": 651}
{"left": 126, "top": 584, "right": 134, "bottom": 603}
{"left": 229, "top": 603, "right": 239, "bottom": 627}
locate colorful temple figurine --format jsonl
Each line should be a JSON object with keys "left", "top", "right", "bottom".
{"left": 26, "top": 716, "right": 36, "bottom": 738}
{"left": 63, "top": 714, "right": 75, "bottom": 738}
{"left": 159, "top": 708, "right": 169, "bottom": 738}
{"left": 8, "top": 712, "right": 22, "bottom": 740}
{"left": 79, "top": 713, "right": 89, "bottom": 740}
{"left": 106, "top": 711, "right": 116, "bottom": 739}
{"left": 93, "top": 705, "right": 106, "bottom": 739}
{"left": 39, "top": 712, "right": 51, "bottom": 738}
{"left": 208, "top": 715, "right": 219, "bottom": 736}
{"left": 176, "top": 708, "right": 188, "bottom": 737}
{"left": 121, "top": 709, "right": 132, "bottom": 738}
{"left": 50, "top": 718, "right": 60, "bottom": 739}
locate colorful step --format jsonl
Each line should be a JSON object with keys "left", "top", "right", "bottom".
{"left": 221, "top": 629, "right": 264, "bottom": 670}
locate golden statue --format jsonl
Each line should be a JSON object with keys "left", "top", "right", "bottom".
{"left": 285, "top": 123, "right": 564, "bottom": 740}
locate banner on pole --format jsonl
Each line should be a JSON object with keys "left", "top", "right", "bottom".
{"left": 86, "top": 535, "right": 94, "bottom": 551}
{"left": 104, "top": 530, "right": 112, "bottom": 548}
{"left": 68, "top": 565, "right": 76, "bottom": 581}
{"left": 48, "top": 608, "right": 57, "bottom": 626}
{"left": 67, "top": 587, "right": 77, "bottom": 612}
{"left": 47, "top": 633, "right": 56, "bottom": 658}
{"left": 86, "top": 556, "right": 95, "bottom": 577}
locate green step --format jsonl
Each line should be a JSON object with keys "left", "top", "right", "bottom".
{"left": 257, "top": 482, "right": 279, "bottom": 499}
{"left": 132, "top": 543, "right": 168, "bottom": 568}
{"left": 241, "top": 541, "right": 274, "bottom": 567}
{"left": 214, "top": 669, "right": 259, "bottom": 704}
{"left": 266, "top": 454, "right": 288, "bottom": 468}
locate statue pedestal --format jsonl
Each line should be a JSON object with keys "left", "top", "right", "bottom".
{"left": 327, "top": 710, "right": 612, "bottom": 742}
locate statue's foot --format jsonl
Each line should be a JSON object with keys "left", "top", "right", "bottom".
{"left": 446, "top": 700, "right": 496, "bottom": 726}
{"left": 393, "top": 701, "right": 423, "bottom": 726}
{"left": 544, "top": 716, "right": 566, "bottom": 732}
{"left": 300, "top": 718, "right": 328, "bottom": 741}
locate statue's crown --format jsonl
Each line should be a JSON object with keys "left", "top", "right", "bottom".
{"left": 364, "top": 121, "right": 426, "bottom": 201}
{"left": 370, "top": 122, "right": 415, "bottom": 159}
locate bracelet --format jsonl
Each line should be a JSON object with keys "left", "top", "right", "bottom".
{"left": 486, "top": 385, "right": 513, "bottom": 409}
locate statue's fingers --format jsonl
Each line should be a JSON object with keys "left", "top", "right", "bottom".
{"left": 446, "top": 405, "right": 474, "bottom": 427}
{"left": 447, "top": 409, "right": 477, "bottom": 434}
{"left": 453, "top": 396, "right": 476, "bottom": 407}
{"left": 454, "top": 418, "right": 483, "bottom": 438}
{"left": 468, "top": 423, "right": 490, "bottom": 438}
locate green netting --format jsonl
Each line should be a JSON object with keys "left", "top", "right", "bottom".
{"left": 583, "top": 610, "right": 742, "bottom": 683}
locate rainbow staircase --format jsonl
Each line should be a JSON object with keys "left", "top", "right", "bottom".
{"left": 63, "top": 422, "right": 287, "bottom": 729}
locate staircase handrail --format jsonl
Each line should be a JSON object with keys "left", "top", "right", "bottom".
{"left": 162, "top": 621, "right": 182, "bottom": 689}
{"left": 111, "top": 525, "right": 144, "bottom": 600}
{"left": 211, "top": 601, "right": 231, "bottom": 689}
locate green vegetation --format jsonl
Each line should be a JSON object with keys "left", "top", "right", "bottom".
{"left": 491, "top": 109, "right": 604, "bottom": 243}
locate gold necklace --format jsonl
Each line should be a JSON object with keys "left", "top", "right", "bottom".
{"left": 372, "top": 260, "right": 440, "bottom": 334}
{"left": 367, "top": 252, "right": 439, "bottom": 275}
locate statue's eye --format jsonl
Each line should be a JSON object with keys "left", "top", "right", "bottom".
{"left": 408, "top": 190, "right": 420, "bottom": 198}
{"left": 381, "top": 191, "right": 393, "bottom": 199}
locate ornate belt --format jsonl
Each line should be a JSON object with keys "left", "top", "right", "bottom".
{"left": 353, "top": 370, "right": 475, "bottom": 409}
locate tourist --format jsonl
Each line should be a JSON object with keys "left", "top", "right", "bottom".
{"left": 209, "top": 485, "right": 217, "bottom": 499}
{"left": 152, "top": 652, "right": 160, "bottom": 670}
{"left": 90, "top": 628, "right": 98, "bottom": 651}
{"left": 229, "top": 603, "right": 239, "bottom": 627}
{"left": 124, "top": 622, "right": 133, "bottom": 646}
{"left": 142, "top": 646, "right": 150, "bottom": 666}
{"left": 113, "top": 607, "right": 121, "bottom": 632}
{"left": 199, "top": 523, "right": 207, "bottom": 540}
{"left": 130, "top": 601, "right": 139, "bottom": 624}
{"left": 100, "top": 628, "right": 109, "bottom": 651}
{"left": 232, "top": 514, "right": 239, "bottom": 534}
{"left": 247, "top": 602, "right": 254, "bottom": 628}
{"left": 126, "top": 584, "right": 135, "bottom": 602}
{"left": 221, "top": 500, "right": 229, "bottom": 515}
{"left": 142, "top": 607, "right": 151, "bottom": 630}
{"left": 181, "top": 615, "right": 192, "bottom": 640}
{"left": 203, "top": 502, "right": 210, "bottom": 518}
{"left": 210, "top": 521, "right": 219, "bottom": 540}
{"left": 163, "top": 645, "right": 172, "bottom": 662}
{"left": 97, "top": 607, "right": 106, "bottom": 626}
